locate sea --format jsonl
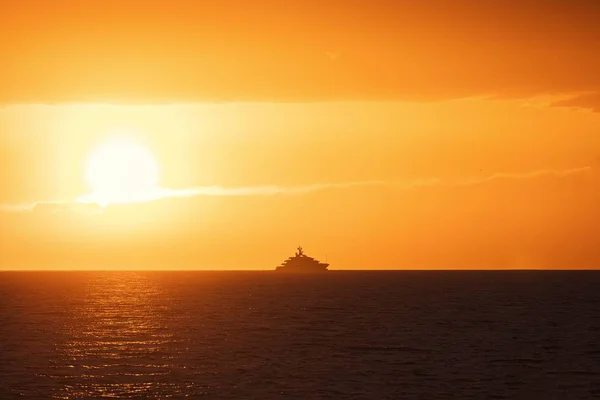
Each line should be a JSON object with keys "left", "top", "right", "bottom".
{"left": 1, "top": 271, "right": 600, "bottom": 399}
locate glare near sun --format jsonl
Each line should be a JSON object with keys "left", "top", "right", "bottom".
{"left": 83, "top": 138, "right": 159, "bottom": 205}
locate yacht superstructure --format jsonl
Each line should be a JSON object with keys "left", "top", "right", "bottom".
{"left": 275, "top": 246, "right": 329, "bottom": 272}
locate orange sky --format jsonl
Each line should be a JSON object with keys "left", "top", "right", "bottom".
{"left": 1, "top": 1, "right": 600, "bottom": 269}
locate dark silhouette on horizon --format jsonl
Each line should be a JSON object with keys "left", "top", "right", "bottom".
{"left": 275, "top": 246, "right": 329, "bottom": 272}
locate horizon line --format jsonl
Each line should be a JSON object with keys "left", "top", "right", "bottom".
{"left": 1, "top": 268, "right": 599, "bottom": 272}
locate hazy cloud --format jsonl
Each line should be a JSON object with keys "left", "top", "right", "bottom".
{"left": 2, "top": 1, "right": 600, "bottom": 105}
{"left": 551, "top": 93, "right": 600, "bottom": 113}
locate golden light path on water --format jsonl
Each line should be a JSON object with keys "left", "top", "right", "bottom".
{"left": 46, "top": 273, "right": 203, "bottom": 398}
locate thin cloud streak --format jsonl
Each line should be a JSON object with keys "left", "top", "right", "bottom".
{"left": 0, "top": 203, "right": 37, "bottom": 212}
{"left": 160, "top": 181, "right": 389, "bottom": 197}
{"left": 113, "top": 165, "right": 593, "bottom": 202}
{"left": 172, "top": 166, "right": 593, "bottom": 196}
{"left": 1, "top": 166, "right": 593, "bottom": 212}
{"left": 445, "top": 166, "right": 593, "bottom": 187}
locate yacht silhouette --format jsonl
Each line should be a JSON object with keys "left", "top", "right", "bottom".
{"left": 275, "top": 246, "right": 329, "bottom": 272}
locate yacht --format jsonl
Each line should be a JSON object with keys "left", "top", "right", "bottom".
{"left": 276, "top": 246, "right": 329, "bottom": 272}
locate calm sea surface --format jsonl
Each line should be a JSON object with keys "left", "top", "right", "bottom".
{"left": 1, "top": 271, "right": 600, "bottom": 399}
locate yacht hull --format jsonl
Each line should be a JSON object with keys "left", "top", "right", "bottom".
{"left": 275, "top": 264, "right": 329, "bottom": 273}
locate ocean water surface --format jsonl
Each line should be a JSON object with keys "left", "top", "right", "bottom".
{"left": 1, "top": 271, "right": 600, "bottom": 399}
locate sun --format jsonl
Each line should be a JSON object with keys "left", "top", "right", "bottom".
{"left": 83, "top": 138, "right": 159, "bottom": 205}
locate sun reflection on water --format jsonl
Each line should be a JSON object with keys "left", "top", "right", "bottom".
{"left": 45, "top": 272, "right": 201, "bottom": 399}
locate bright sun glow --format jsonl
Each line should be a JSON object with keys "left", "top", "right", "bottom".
{"left": 82, "top": 138, "right": 159, "bottom": 205}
